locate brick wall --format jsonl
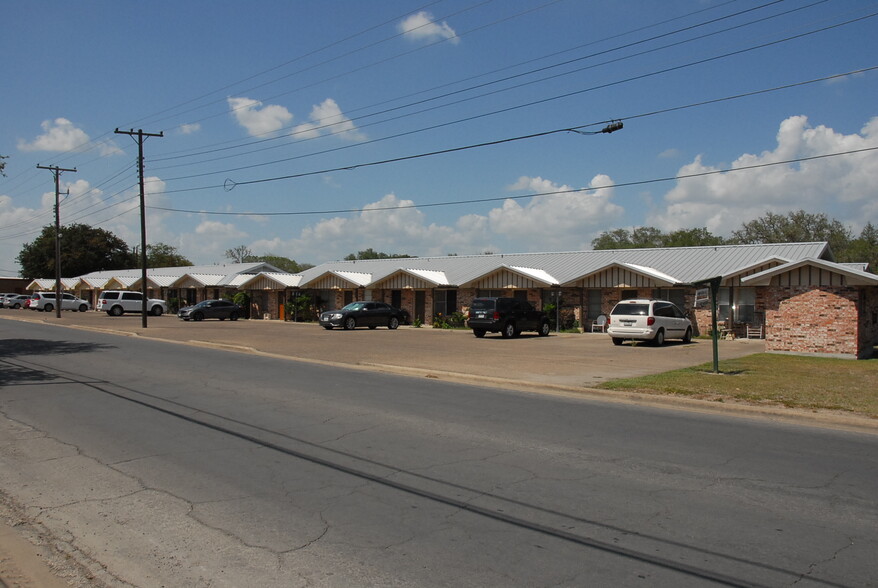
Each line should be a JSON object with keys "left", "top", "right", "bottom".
{"left": 763, "top": 286, "right": 862, "bottom": 358}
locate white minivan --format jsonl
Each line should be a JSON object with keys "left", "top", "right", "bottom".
{"left": 607, "top": 299, "right": 692, "bottom": 346}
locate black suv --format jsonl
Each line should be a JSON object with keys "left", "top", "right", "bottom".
{"left": 467, "top": 297, "right": 551, "bottom": 338}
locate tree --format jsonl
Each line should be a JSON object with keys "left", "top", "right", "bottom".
{"left": 839, "top": 222, "right": 878, "bottom": 274}
{"left": 254, "top": 254, "right": 314, "bottom": 273}
{"left": 143, "top": 243, "right": 192, "bottom": 268}
{"left": 592, "top": 227, "right": 724, "bottom": 250}
{"left": 0, "top": 154, "right": 8, "bottom": 177}
{"left": 730, "top": 210, "right": 853, "bottom": 254}
{"left": 17, "top": 224, "right": 132, "bottom": 278}
{"left": 225, "top": 245, "right": 256, "bottom": 263}
{"left": 343, "top": 248, "right": 414, "bottom": 260}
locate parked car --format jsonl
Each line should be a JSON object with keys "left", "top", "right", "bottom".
{"left": 178, "top": 299, "right": 242, "bottom": 321}
{"left": 97, "top": 290, "right": 167, "bottom": 316}
{"left": 2, "top": 294, "right": 30, "bottom": 309}
{"left": 606, "top": 299, "right": 692, "bottom": 346}
{"left": 466, "top": 297, "right": 551, "bottom": 338}
{"left": 319, "top": 301, "right": 406, "bottom": 330}
{"left": 28, "top": 292, "right": 91, "bottom": 312}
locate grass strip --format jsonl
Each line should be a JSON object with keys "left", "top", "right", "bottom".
{"left": 598, "top": 350, "right": 878, "bottom": 418}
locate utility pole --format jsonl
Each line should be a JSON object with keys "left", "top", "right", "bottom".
{"left": 36, "top": 164, "right": 76, "bottom": 319}
{"left": 115, "top": 128, "right": 163, "bottom": 328}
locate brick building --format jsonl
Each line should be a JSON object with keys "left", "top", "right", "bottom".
{"left": 25, "top": 242, "right": 878, "bottom": 358}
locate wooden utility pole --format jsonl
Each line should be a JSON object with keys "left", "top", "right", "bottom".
{"left": 36, "top": 164, "right": 76, "bottom": 319}
{"left": 115, "top": 128, "right": 163, "bottom": 328}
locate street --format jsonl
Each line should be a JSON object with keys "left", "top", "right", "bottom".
{"left": 1, "top": 319, "right": 877, "bottom": 586}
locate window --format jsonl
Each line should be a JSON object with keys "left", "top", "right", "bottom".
{"left": 122, "top": 292, "right": 142, "bottom": 301}
{"left": 621, "top": 290, "right": 638, "bottom": 300}
{"left": 433, "top": 290, "right": 457, "bottom": 316}
{"left": 587, "top": 289, "right": 602, "bottom": 320}
{"left": 717, "top": 287, "right": 730, "bottom": 322}
{"left": 735, "top": 287, "right": 756, "bottom": 324}
{"left": 653, "top": 288, "right": 685, "bottom": 309}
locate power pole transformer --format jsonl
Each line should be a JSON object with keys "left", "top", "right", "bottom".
{"left": 36, "top": 164, "right": 77, "bottom": 319}
{"left": 115, "top": 128, "right": 163, "bottom": 328}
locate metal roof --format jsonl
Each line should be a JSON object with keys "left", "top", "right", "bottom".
{"left": 296, "top": 242, "right": 833, "bottom": 287}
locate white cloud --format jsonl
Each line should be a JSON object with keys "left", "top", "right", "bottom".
{"left": 486, "top": 175, "right": 625, "bottom": 250}
{"left": 649, "top": 115, "right": 878, "bottom": 234}
{"left": 292, "top": 98, "right": 366, "bottom": 142}
{"left": 228, "top": 97, "right": 293, "bottom": 136}
{"left": 179, "top": 123, "right": 201, "bottom": 135}
{"left": 18, "top": 118, "right": 90, "bottom": 152}
{"left": 398, "top": 11, "right": 459, "bottom": 44}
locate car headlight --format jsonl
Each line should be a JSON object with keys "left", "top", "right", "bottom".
{"left": 330, "top": 313, "right": 343, "bottom": 320}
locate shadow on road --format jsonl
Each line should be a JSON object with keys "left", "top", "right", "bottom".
{"left": 0, "top": 339, "right": 116, "bottom": 386}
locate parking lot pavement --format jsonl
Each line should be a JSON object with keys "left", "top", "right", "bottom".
{"left": 1, "top": 311, "right": 764, "bottom": 389}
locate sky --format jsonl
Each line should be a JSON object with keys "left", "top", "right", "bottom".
{"left": 2, "top": 0, "right": 877, "bottom": 276}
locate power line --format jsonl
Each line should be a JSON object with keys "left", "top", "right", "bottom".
{"left": 148, "top": 64, "right": 878, "bottom": 196}
{"left": 150, "top": 0, "right": 794, "bottom": 166}
{"left": 148, "top": 146, "right": 878, "bottom": 217}
{"left": 146, "top": 10, "right": 877, "bottom": 191}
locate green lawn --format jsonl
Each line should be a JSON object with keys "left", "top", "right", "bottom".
{"left": 598, "top": 349, "right": 878, "bottom": 419}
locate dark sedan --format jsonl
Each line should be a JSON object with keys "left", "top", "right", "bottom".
{"left": 178, "top": 299, "right": 242, "bottom": 321}
{"left": 319, "top": 301, "right": 406, "bottom": 330}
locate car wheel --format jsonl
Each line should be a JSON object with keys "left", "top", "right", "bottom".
{"left": 230, "top": 312, "right": 239, "bottom": 321}
{"left": 612, "top": 337, "right": 624, "bottom": 346}
{"left": 12, "top": 303, "right": 20, "bottom": 309}
{"left": 683, "top": 327, "right": 692, "bottom": 343}
{"left": 44, "top": 303, "right": 54, "bottom": 313}
{"left": 323, "top": 326, "right": 333, "bottom": 330}
{"left": 193, "top": 312, "right": 204, "bottom": 321}
{"left": 501, "top": 322, "right": 515, "bottom": 339}
{"left": 79, "top": 304, "right": 88, "bottom": 312}
{"left": 653, "top": 329, "right": 665, "bottom": 346}
{"left": 109, "top": 306, "right": 123, "bottom": 317}
{"left": 538, "top": 321, "right": 550, "bottom": 336}
{"left": 388, "top": 317, "right": 399, "bottom": 330}
{"left": 473, "top": 329, "right": 486, "bottom": 338}
{"left": 151, "top": 306, "right": 163, "bottom": 317}
{"left": 344, "top": 317, "right": 356, "bottom": 330}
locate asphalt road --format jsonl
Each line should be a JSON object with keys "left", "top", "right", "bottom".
{"left": 1, "top": 318, "right": 877, "bottom": 587}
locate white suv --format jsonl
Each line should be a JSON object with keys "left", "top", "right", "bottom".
{"left": 607, "top": 299, "right": 692, "bottom": 346}
{"left": 97, "top": 290, "right": 168, "bottom": 316}
{"left": 28, "top": 292, "right": 91, "bottom": 312}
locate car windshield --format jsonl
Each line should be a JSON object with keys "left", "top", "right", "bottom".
{"left": 342, "top": 303, "right": 366, "bottom": 311}
{"left": 470, "top": 299, "right": 495, "bottom": 310}
{"left": 612, "top": 304, "right": 649, "bottom": 316}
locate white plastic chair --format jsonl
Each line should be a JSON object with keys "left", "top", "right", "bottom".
{"left": 591, "top": 314, "right": 608, "bottom": 332}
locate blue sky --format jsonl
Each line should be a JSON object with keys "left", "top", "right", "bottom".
{"left": 2, "top": 0, "right": 877, "bottom": 274}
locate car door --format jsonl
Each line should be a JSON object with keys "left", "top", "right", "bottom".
{"left": 518, "top": 300, "right": 538, "bottom": 330}
{"left": 362, "top": 302, "right": 381, "bottom": 327}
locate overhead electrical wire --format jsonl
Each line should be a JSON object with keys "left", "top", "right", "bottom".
{"left": 148, "top": 146, "right": 878, "bottom": 217}
{"left": 148, "top": 0, "right": 832, "bottom": 181}
{"left": 142, "top": 6, "right": 878, "bottom": 194}
{"left": 150, "top": 0, "right": 786, "bottom": 165}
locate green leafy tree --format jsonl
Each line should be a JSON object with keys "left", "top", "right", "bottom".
{"left": 592, "top": 227, "right": 724, "bottom": 250}
{"left": 225, "top": 245, "right": 256, "bottom": 263}
{"left": 254, "top": 254, "right": 314, "bottom": 273}
{"left": 343, "top": 248, "right": 414, "bottom": 260}
{"left": 839, "top": 222, "right": 878, "bottom": 274}
{"left": 729, "top": 210, "right": 852, "bottom": 254}
{"left": 142, "top": 243, "right": 192, "bottom": 268}
{"left": 0, "top": 154, "right": 8, "bottom": 177}
{"left": 17, "top": 224, "right": 132, "bottom": 278}
{"left": 662, "top": 228, "right": 725, "bottom": 248}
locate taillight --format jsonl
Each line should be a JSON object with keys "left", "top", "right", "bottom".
{"left": 493, "top": 311, "right": 501, "bottom": 320}
{"left": 647, "top": 317, "right": 655, "bottom": 326}
{"left": 467, "top": 310, "right": 473, "bottom": 318}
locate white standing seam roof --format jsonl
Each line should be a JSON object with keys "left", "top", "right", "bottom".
{"left": 237, "top": 272, "right": 303, "bottom": 289}
{"left": 39, "top": 242, "right": 871, "bottom": 293}
{"left": 506, "top": 266, "right": 559, "bottom": 286}
{"left": 742, "top": 258, "right": 878, "bottom": 286}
